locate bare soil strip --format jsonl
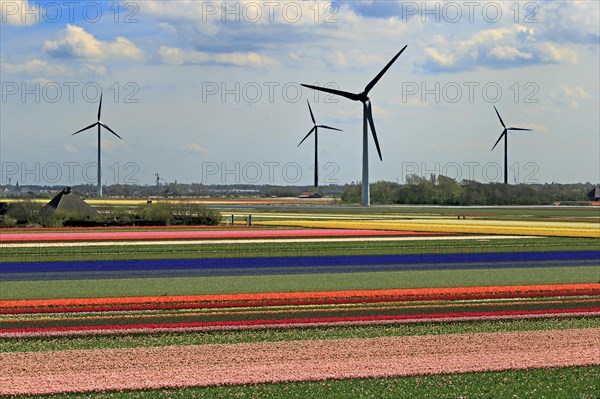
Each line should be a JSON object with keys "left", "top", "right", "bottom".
{"left": 1, "top": 328, "right": 597, "bottom": 396}
{"left": 0, "top": 235, "right": 537, "bottom": 248}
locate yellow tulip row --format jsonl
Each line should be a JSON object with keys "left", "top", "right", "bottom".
{"left": 258, "top": 218, "right": 600, "bottom": 238}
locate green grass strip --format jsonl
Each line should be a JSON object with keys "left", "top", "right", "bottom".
{"left": 8, "top": 366, "right": 600, "bottom": 399}
{"left": 1, "top": 266, "right": 598, "bottom": 300}
{"left": 2, "top": 317, "right": 597, "bottom": 353}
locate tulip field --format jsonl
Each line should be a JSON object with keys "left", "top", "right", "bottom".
{"left": 0, "top": 205, "right": 599, "bottom": 397}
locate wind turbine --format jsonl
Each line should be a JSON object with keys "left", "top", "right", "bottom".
{"left": 491, "top": 106, "right": 532, "bottom": 184}
{"left": 72, "top": 92, "right": 123, "bottom": 197}
{"left": 297, "top": 100, "right": 342, "bottom": 190}
{"left": 154, "top": 173, "right": 164, "bottom": 201}
{"left": 301, "top": 45, "right": 407, "bottom": 206}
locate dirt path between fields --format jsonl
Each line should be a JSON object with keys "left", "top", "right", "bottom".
{"left": 1, "top": 328, "right": 598, "bottom": 395}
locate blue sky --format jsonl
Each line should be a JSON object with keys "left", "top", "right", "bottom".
{"left": 1, "top": 0, "right": 598, "bottom": 187}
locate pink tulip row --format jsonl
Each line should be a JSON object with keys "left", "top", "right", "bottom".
{"left": 1, "top": 328, "right": 597, "bottom": 396}
{"left": 0, "top": 228, "right": 437, "bottom": 242}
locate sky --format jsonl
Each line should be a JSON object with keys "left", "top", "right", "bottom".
{"left": 1, "top": 0, "right": 598, "bottom": 188}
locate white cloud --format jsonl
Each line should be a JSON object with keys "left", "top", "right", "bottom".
{"left": 422, "top": 25, "right": 535, "bottom": 69}
{"left": 392, "top": 97, "right": 428, "bottom": 108}
{"left": 536, "top": 42, "right": 578, "bottom": 64}
{"left": 325, "top": 50, "right": 386, "bottom": 68}
{"left": 488, "top": 46, "right": 533, "bottom": 60}
{"left": 158, "top": 46, "right": 275, "bottom": 67}
{"left": 2, "top": 58, "right": 108, "bottom": 78}
{"left": 63, "top": 144, "right": 79, "bottom": 153}
{"left": 516, "top": 123, "right": 550, "bottom": 134}
{"left": 424, "top": 48, "right": 456, "bottom": 66}
{"left": 537, "top": 2, "right": 600, "bottom": 45}
{"left": 184, "top": 143, "right": 210, "bottom": 154}
{"left": 100, "top": 138, "right": 126, "bottom": 151}
{"left": 0, "top": 0, "right": 38, "bottom": 25}
{"left": 1, "top": 59, "right": 70, "bottom": 75}
{"left": 561, "top": 85, "right": 589, "bottom": 100}
{"left": 419, "top": 22, "right": 586, "bottom": 72}
{"left": 78, "top": 63, "right": 107, "bottom": 76}
{"left": 559, "top": 85, "right": 590, "bottom": 109}
{"left": 43, "top": 24, "right": 144, "bottom": 60}
{"left": 326, "top": 51, "right": 348, "bottom": 67}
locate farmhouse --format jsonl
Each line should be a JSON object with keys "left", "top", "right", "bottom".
{"left": 44, "top": 187, "right": 98, "bottom": 217}
{"left": 298, "top": 191, "right": 322, "bottom": 199}
{"left": 587, "top": 187, "right": 600, "bottom": 201}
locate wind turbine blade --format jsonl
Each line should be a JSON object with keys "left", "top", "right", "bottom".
{"left": 493, "top": 106, "right": 506, "bottom": 128}
{"left": 366, "top": 102, "right": 382, "bottom": 161}
{"left": 73, "top": 122, "right": 98, "bottom": 135}
{"left": 317, "top": 125, "right": 342, "bottom": 131}
{"left": 297, "top": 126, "right": 316, "bottom": 147}
{"left": 301, "top": 84, "right": 361, "bottom": 101}
{"left": 307, "top": 100, "right": 316, "bottom": 125}
{"left": 364, "top": 45, "right": 407, "bottom": 95}
{"left": 507, "top": 127, "right": 533, "bottom": 131}
{"left": 491, "top": 130, "right": 506, "bottom": 151}
{"left": 100, "top": 123, "right": 123, "bottom": 140}
{"left": 97, "top": 92, "right": 102, "bottom": 121}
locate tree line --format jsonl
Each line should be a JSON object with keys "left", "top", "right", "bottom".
{"left": 341, "top": 175, "right": 598, "bottom": 205}
{"left": 2, "top": 202, "right": 221, "bottom": 228}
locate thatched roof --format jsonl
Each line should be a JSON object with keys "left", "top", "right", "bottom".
{"left": 44, "top": 187, "right": 98, "bottom": 217}
{"left": 587, "top": 187, "right": 600, "bottom": 200}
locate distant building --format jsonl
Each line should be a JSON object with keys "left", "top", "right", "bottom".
{"left": 587, "top": 187, "right": 600, "bottom": 201}
{"left": 298, "top": 191, "right": 322, "bottom": 199}
{"left": 44, "top": 187, "right": 98, "bottom": 217}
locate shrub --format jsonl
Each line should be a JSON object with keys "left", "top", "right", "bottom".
{"left": 6, "top": 201, "right": 42, "bottom": 225}
{"left": 172, "top": 203, "right": 221, "bottom": 225}
{"left": 137, "top": 203, "right": 174, "bottom": 225}
{"left": 1, "top": 216, "right": 17, "bottom": 228}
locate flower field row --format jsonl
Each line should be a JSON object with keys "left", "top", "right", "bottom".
{"left": 258, "top": 219, "right": 600, "bottom": 238}
{"left": 3, "top": 251, "right": 597, "bottom": 283}
{"left": 1, "top": 328, "right": 598, "bottom": 396}
{"left": 0, "top": 228, "right": 441, "bottom": 242}
{"left": 3, "top": 283, "right": 597, "bottom": 309}
{"left": 2, "top": 284, "right": 597, "bottom": 337}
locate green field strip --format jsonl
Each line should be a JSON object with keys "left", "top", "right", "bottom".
{"left": 9, "top": 365, "right": 600, "bottom": 399}
{"left": 2, "top": 237, "right": 599, "bottom": 263}
{"left": 2, "top": 317, "right": 598, "bottom": 353}
{"left": 1, "top": 266, "right": 598, "bottom": 300}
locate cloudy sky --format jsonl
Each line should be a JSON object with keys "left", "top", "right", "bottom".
{"left": 1, "top": 0, "right": 598, "bottom": 187}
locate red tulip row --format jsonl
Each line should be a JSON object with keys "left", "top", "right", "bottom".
{"left": 2, "top": 289, "right": 598, "bottom": 315}
{"left": 3, "top": 284, "right": 597, "bottom": 337}
{"left": 3, "top": 283, "right": 597, "bottom": 309}
{"left": 2, "top": 307, "right": 598, "bottom": 338}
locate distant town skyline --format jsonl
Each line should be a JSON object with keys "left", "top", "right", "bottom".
{"left": 1, "top": 1, "right": 598, "bottom": 187}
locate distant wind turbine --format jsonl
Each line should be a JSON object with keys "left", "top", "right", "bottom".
{"left": 301, "top": 45, "right": 407, "bottom": 206}
{"left": 154, "top": 173, "right": 163, "bottom": 201}
{"left": 297, "top": 100, "right": 342, "bottom": 189}
{"left": 491, "top": 106, "right": 532, "bottom": 184}
{"left": 72, "top": 92, "right": 123, "bottom": 197}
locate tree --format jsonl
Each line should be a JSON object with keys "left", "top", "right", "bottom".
{"left": 370, "top": 181, "right": 399, "bottom": 204}
{"left": 436, "top": 176, "right": 463, "bottom": 205}
{"left": 340, "top": 183, "right": 361, "bottom": 204}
